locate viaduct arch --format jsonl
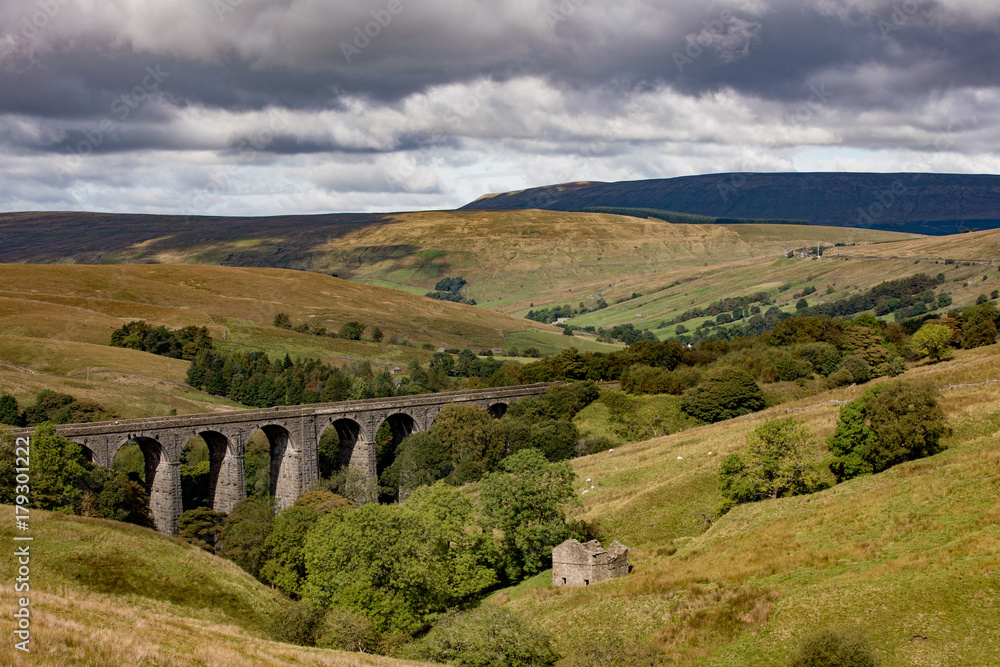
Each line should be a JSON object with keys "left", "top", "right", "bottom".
{"left": 10, "top": 384, "right": 553, "bottom": 535}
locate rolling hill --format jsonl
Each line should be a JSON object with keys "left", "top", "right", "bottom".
{"left": 0, "top": 263, "right": 575, "bottom": 418}
{"left": 0, "top": 208, "right": 914, "bottom": 313}
{"left": 494, "top": 342, "right": 1000, "bottom": 665}
{"left": 462, "top": 172, "right": 1000, "bottom": 235}
{"left": 5, "top": 331, "right": 998, "bottom": 665}
{"left": 0, "top": 509, "right": 435, "bottom": 667}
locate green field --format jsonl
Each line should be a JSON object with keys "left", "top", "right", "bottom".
{"left": 488, "top": 343, "right": 1000, "bottom": 665}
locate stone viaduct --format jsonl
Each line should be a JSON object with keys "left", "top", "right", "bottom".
{"left": 10, "top": 384, "right": 554, "bottom": 535}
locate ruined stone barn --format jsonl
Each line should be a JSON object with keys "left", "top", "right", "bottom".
{"left": 552, "top": 539, "right": 629, "bottom": 587}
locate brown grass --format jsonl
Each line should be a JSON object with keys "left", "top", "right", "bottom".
{"left": 0, "top": 589, "right": 436, "bottom": 667}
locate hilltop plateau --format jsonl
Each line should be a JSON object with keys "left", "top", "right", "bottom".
{"left": 462, "top": 172, "right": 1000, "bottom": 236}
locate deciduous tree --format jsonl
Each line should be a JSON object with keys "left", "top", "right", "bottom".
{"left": 479, "top": 449, "right": 579, "bottom": 581}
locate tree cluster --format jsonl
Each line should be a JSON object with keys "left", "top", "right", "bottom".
{"left": 0, "top": 424, "right": 152, "bottom": 527}
{"left": 381, "top": 382, "right": 599, "bottom": 500}
{"left": 796, "top": 272, "right": 939, "bottom": 320}
{"left": 526, "top": 300, "right": 608, "bottom": 324}
{"left": 910, "top": 301, "right": 999, "bottom": 360}
{"left": 720, "top": 378, "right": 948, "bottom": 515}
{"left": 110, "top": 320, "right": 213, "bottom": 359}
{"left": 426, "top": 276, "right": 477, "bottom": 305}
{"left": 185, "top": 349, "right": 399, "bottom": 407}
{"left": 828, "top": 380, "right": 948, "bottom": 481}
{"left": 666, "top": 293, "right": 772, "bottom": 326}
{"left": 206, "top": 451, "right": 577, "bottom": 658}
{"left": 718, "top": 418, "right": 833, "bottom": 514}
{"left": 0, "top": 390, "right": 117, "bottom": 428}
{"left": 273, "top": 313, "right": 385, "bottom": 343}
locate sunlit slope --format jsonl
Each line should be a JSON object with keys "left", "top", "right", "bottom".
{"left": 0, "top": 210, "right": 914, "bottom": 306}
{"left": 0, "top": 263, "right": 564, "bottom": 416}
{"left": 557, "top": 250, "right": 1000, "bottom": 338}
{"left": 826, "top": 226, "right": 1000, "bottom": 261}
{"left": 0, "top": 338, "right": 243, "bottom": 419}
{"left": 0, "top": 262, "right": 556, "bottom": 351}
{"left": 498, "top": 344, "right": 1000, "bottom": 666}
{"left": 321, "top": 213, "right": 913, "bottom": 303}
{"left": 0, "top": 509, "right": 435, "bottom": 667}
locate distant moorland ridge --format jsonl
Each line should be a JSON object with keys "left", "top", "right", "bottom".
{"left": 462, "top": 172, "right": 1000, "bottom": 235}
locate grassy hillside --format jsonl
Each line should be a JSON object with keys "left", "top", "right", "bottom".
{"left": 558, "top": 247, "right": 1000, "bottom": 339}
{"left": 0, "top": 209, "right": 913, "bottom": 308}
{"left": 491, "top": 343, "right": 1000, "bottom": 665}
{"left": 0, "top": 509, "right": 435, "bottom": 667}
{"left": 313, "top": 213, "right": 911, "bottom": 306}
{"left": 0, "top": 263, "right": 569, "bottom": 415}
{"left": 826, "top": 226, "right": 1000, "bottom": 261}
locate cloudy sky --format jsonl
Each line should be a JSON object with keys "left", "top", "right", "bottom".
{"left": 1, "top": 0, "right": 998, "bottom": 216}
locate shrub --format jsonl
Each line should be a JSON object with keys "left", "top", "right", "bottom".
{"left": 338, "top": 321, "right": 366, "bottom": 340}
{"left": 260, "top": 505, "right": 322, "bottom": 596}
{"left": 963, "top": 319, "right": 998, "bottom": 349}
{"left": 828, "top": 380, "right": 948, "bottom": 481}
{"left": 409, "top": 606, "right": 558, "bottom": 667}
{"left": 270, "top": 600, "right": 326, "bottom": 646}
{"left": 798, "top": 342, "right": 841, "bottom": 376}
{"left": 911, "top": 323, "right": 954, "bottom": 360}
{"left": 576, "top": 435, "right": 617, "bottom": 457}
{"left": 177, "top": 507, "right": 225, "bottom": 551}
{"left": 218, "top": 496, "right": 275, "bottom": 577}
{"left": 0, "top": 394, "right": 23, "bottom": 426}
{"left": 316, "top": 607, "right": 381, "bottom": 653}
{"left": 775, "top": 356, "right": 811, "bottom": 382}
{"left": 566, "top": 632, "right": 661, "bottom": 666}
{"left": 837, "top": 354, "right": 872, "bottom": 384}
{"left": 883, "top": 356, "right": 907, "bottom": 377}
{"left": 788, "top": 627, "right": 879, "bottom": 667}
{"left": 718, "top": 418, "right": 832, "bottom": 514}
{"left": 294, "top": 490, "right": 353, "bottom": 513}
{"left": 681, "top": 367, "right": 766, "bottom": 423}
{"left": 621, "top": 364, "right": 700, "bottom": 395}
{"left": 825, "top": 367, "right": 854, "bottom": 388}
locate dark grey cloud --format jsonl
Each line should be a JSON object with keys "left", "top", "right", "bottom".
{"left": 0, "top": 0, "right": 997, "bottom": 215}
